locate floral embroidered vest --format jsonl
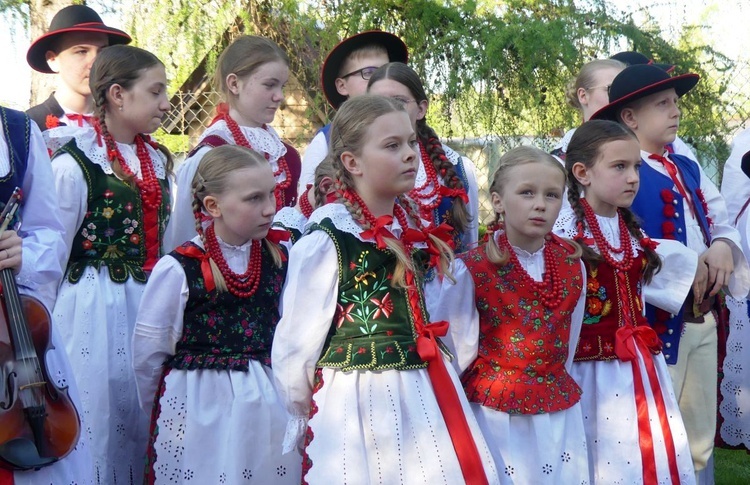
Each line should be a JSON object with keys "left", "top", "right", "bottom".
{"left": 59, "top": 141, "right": 170, "bottom": 284}
{"left": 574, "top": 251, "right": 649, "bottom": 362}
{"left": 166, "top": 242, "right": 287, "bottom": 370}
{"left": 460, "top": 236, "right": 583, "bottom": 414}
{"left": 311, "top": 219, "right": 430, "bottom": 371}
{"left": 0, "top": 107, "right": 29, "bottom": 207}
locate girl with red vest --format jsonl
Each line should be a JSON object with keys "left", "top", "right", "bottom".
{"left": 167, "top": 36, "right": 301, "bottom": 251}
{"left": 430, "top": 146, "right": 589, "bottom": 484}
{"left": 554, "top": 120, "right": 696, "bottom": 484}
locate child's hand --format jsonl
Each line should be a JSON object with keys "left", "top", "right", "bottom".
{"left": 692, "top": 257, "right": 708, "bottom": 305}
{"left": 0, "top": 230, "right": 22, "bottom": 273}
{"left": 700, "top": 239, "right": 734, "bottom": 299}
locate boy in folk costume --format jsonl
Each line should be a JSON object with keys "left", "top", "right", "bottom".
{"left": 298, "top": 30, "right": 408, "bottom": 189}
{"left": 26, "top": 5, "right": 131, "bottom": 132}
{"left": 591, "top": 64, "right": 750, "bottom": 483}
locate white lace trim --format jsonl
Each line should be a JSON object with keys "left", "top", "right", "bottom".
{"left": 201, "top": 120, "right": 286, "bottom": 160}
{"left": 553, "top": 128, "right": 577, "bottom": 152}
{"left": 554, "top": 205, "right": 642, "bottom": 259}
{"left": 273, "top": 207, "right": 307, "bottom": 234}
{"left": 282, "top": 415, "right": 308, "bottom": 454}
{"left": 306, "top": 203, "right": 427, "bottom": 248}
{"left": 45, "top": 126, "right": 167, "bottom": 179}
{"left": 189, "top": 234, "right": 252, "bottom": 273}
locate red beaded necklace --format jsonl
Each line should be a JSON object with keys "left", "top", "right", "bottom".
{"left": 299, "top": 185, "right": 314, "bottom": 218}
{"left": 220, "top": 112, "right": 290, "bottom": 209}
{"left": 580, "top": 198, "right": 634, "bottom": 271}
{"left": 101, "top": 130, "right": 163, "bottom": 211}
{"left": 410, "top": 142, "right": 442, "bottom": 205}
{"left": 498, "top": 231, "right": 563, "bottom": 308}
{"left": 340, "top": 188, "right": 415, "bottom": 244}
{"left": 204, "top": 224, "right": 263, "bottom": 298}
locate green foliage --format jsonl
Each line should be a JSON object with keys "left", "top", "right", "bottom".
{"left": 129, "top": 0, "right": 738, "bottom": 170}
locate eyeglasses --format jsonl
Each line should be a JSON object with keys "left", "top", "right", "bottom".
{"left": 339, "top": 66, "right": 379, "bottom": 81}
{"left": 587, "top": 84, "right": 611, "bottom": 93}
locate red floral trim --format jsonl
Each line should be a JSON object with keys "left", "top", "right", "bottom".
{"left": 301, "top": 369, "right": 324, "bottom": 485}
{"left": 45, "top": 114, "right": 60, "bottom": 129}
{"left": 695, "top": 188, "right": 713, "bottom": 228}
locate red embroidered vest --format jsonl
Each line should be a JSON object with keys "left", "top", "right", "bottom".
{"left": 574, "top": 251, "right": 649, "bottom": 361}
{"left": 460, "top": 235, "right": 584, "bottom": 414}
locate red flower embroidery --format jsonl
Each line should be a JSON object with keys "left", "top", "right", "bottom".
{"left": 349, "top": 261, "right": 357, "bottom": 270}
{"left": 335, "top": 346, "right": 344, "bottom": 354}
{"left": 124, "top": 202, "right": 133, "bottom": 212}
{"left": 45, "top": 114, "right": 60, "bottom": 129}
{"left": 103, "top": 189, "right": 114, "bottom": 199}
{"left": 357, "top": 347, "right": 367, "bottom": 354}
{"left": 587, "top": 297, "right": 603, "bottom": 316}
{"left": 82, "top": 240, "right": 93, "bottom": 250}
{"left": 336, "top": 303, "right": 355, "bottom": 328}
{"left": 129, "top": 234, "right": 140, "bottom": 244}
{"left": 386, "top": 330, "right": 394, "bottom": 336}
{"left": 372, "top": 293, "right": 393, "bottom": 319}
{"left": 385, "top": 346, "right": 394, "bottom": 354}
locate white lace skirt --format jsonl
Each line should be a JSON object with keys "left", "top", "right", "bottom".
{"left": 53, "top": 267, "right": 150, "bottom": 484}
{"left": 571, "top": 354, "right": 695, "bottom": 484}
{"left": 303, "top": 365, "right": 500, "bottom": 485}
{"left": 720, "top": 296, "right": 750, "bottom": 448}
{"left": 148, "top": 364, "right": 302, "bottom": 484}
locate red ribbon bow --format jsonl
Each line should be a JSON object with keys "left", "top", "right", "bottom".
{"left": 415, "top": 320, "right": 449, "bottom": 361}
{"left": 266, "top": 227, "right": 290, "bottom": 244}
{"left": 175, "top": 244, "right": 216, "bottom": 292}
{"left": 360, "top": 215, "right": 394, "bottom": 249}
{"left": 438, "top": 185, "right": 469, "bottom": 204}
{"left": 67, "top": 113, "right": 94, "bottom": 127}
{"left": 615, "top": 324, "right": 662, "bottom": 362}
{"left": 639, "top": 237, "right": 659, "bottom": 251}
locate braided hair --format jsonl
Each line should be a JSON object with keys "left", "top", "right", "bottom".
{"left": 566, "top": 120, "right": 661, "bottom": 282}
{"left": 328, "top": 94, "right": 453, "bottom": 288}
{"left": 89, "top": 45, "right": 174, "bottom": 178}
{"left": 191, "top": 145, "right": 284, "bottom": 294}
{"left": 368, "top": 62, "right": 471, "bottom": 234}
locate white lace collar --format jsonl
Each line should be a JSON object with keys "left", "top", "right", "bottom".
{"left": 554, "top": 205, "right": 642, "bottom": 258}
{"left": 189, "top": 234, "right": 251, "bottom": 273}
{"left": 273, "top": 206, "right": 308, "bottom": 233}
{"left": 553, "top": 128, "right": 577, "bottom": 152}
{"left": 200, "top": 120, "right": 287, "bottom": 163}
{"left": 45, "top": 126, "right": 167, "bottom": 179}
{"left": 306, "top": 202, "right": 427, "bottom": 248}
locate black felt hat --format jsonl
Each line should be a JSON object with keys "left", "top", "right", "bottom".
{"left": 321, "top": 30, "right": 408, "bottom": 109}
{"left": 590, "top": 64, "right": 699, "bottom": 121}
{"left": 27, "top": 5, "right": 131, "bottom": 73}
{"left": 610, "top": 51, "right": 675, "bottom": 73}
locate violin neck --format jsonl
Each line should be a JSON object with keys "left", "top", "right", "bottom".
{"left": 1, "top": 267, "right": 35, "bottom": 361}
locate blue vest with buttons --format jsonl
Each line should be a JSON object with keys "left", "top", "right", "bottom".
{"left": 630, "top": 154, "right": 711, "bottom": 365}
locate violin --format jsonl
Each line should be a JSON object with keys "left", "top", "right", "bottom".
{"left": 0, "top": 188, "right": 80, "bottom": 470}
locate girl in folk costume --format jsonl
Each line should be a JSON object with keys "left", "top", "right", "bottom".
{"left": 273, "top": 157, "right": 336, "bottom": 243}
{"left": 167, "top": 35, "right": 301, "bottom": 251}
{"left": 133, "top": 145, "right": 301, "bottom": 484}
{"left": 429, "top": 146, "right": 590, "bottom": 484}
{"left": 272, "top": 95, "right": 499, "bottom": 485}
{"left": 367, "top": 62, "right": 478, "bottom": 252}
{"left": 552, "top": 58, "right": 625, "bottom": 159}
{"left": 50, "top": 45, "right": 172, "bottom": 484}
{"left": 553, "top": 120, "right": 696, "bottom": 484}
{"left": 0, "top": 106, "right": 94, "bottom": 484}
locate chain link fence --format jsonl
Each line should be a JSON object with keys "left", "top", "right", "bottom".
{"left": 156, "top": 58, "right": 750, "bottom": 227}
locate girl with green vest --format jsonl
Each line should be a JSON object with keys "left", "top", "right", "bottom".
{"left": 273, "top": 95, "right": 499, "bottom": 484}
{"left": 50, "top": 45, "right": 172, "bottom": 484}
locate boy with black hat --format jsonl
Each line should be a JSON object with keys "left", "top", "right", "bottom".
{"left": 592, "top": 63, "right": 750, "bottom": 483}
{"left": 26, "top": 5, "right": 130, "bottom": 132}
{"left": 298, "top": 30, "right": 407, "bottom": 189}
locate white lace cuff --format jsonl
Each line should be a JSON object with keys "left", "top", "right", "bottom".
{"left": 282, "top": 415, "right": 308, "bottom": 454}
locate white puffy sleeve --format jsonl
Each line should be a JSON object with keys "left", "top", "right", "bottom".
{"left": 272, "top": 229, "right": 340, "bottom": 453}
{"left": 132, "top": 254, "right": 187, "bottom": 413}
{"left": 643, "top": 239, "right": 699, "bottom": 314}
{"left": 566, "top": 260, "right": 587, "bottom": 371}
{"left": 165, "top": 146, "right": 210, "bottom": 252}
{"left": 14, "top": 122, "right": 66, "bottom": 311}
{"left": 51, "top": 152, "right": 88, "bottom": 264}
{"left": 424, "top": 258, "right": 479, "bottom": 374}
{"left": 298, "top": 131, "right": 328, "bottom": 191}
{"left": 461, "top": 156, "right": 480, "bottom": 251}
